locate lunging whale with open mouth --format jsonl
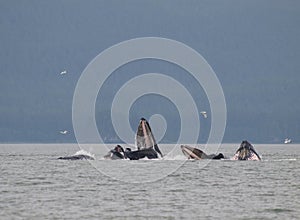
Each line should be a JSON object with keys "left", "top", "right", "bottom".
{"left": 231, "top": 140, "right": 261, "bottom": 160}
{"left": 180, "top": 145, "right": 224, "bottom": 160}
{"left": 104, "top": 118, "right": 163, "bottom": 160}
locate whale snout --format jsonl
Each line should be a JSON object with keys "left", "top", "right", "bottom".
{"left": 232, "top": 140, "right": 261, "bottom": 160}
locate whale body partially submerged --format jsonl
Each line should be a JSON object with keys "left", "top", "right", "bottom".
{"left": 232, "top": 140, "right": 261, "bottom": 161}
{"left": 180, "top": 145, "right": 224, "bottom": 160}
{"left": 58, "top": 153, "right": 95, "bottom": 160}
{"left": 104, "top": 118, "right": 163, "bottom": 160}
{"left": 180, "top": 140, "right": 261, "bottom": 161}
{"left": 104, "top": 145, "right": 126, "bottom": 160}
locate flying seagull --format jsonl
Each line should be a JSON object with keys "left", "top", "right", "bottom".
{"left": 200, "top": 111, "right": 207, "bottom": 119}
{"left": 284, "top": 138, "right": 291, "bottom": 144}
{"left": 60, "top": 130, "right": 68, "bottom": 135}
{"left": 60, "top": 70, "right": 67, "bottom": 75}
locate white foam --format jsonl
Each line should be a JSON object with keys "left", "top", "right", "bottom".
{"left": 162, "top": 154, "right": 186, "bottom": 160}
{"left": 74, "top": 149, "right": 95, "bottom": 158}
{"left": 273, "top": 158, "right": 297, "bottom": 161}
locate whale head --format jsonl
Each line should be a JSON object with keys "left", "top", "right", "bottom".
{"left": 104, "top": 145, "right": 125, "bottom": 160}
{"left": 135, "top": 118, "right": 163, "bottom": 157}
{"left": 232, "top": 140, "right": 261, "bottom": 160}
{"left": 180, "top": 145, "right": 206, "bottom": 160}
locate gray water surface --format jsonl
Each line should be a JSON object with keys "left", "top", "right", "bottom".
{"left": 0, "top": 144, "right": 299, "bottom": 219}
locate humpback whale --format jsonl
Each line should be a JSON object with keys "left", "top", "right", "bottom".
{"left": 58, "top": 154, "right": 95, "bottom": 160}
{"left": 180, "top": 145, "right": 224, "bottom": 160}
{"left": 58, "top": 149, "right": 95, "bottom": 160}
{"left": 104, "top": 145, "right": 125, "bottom": 160}
{"left": 104, "top": 118, "right": 163, "bottom": 160}
{"left": 231, "top": 140, "right": 261, "bottom": 161}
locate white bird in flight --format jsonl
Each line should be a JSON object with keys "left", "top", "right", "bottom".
{"left": 200, "top": 111, "right": 207, "bottom": 119}
{"left": 60, "top": 70, "right": 67, "bottom": 75}
{"left": 284, "top": 138, "right": 291, "bottom": 144}
{"left": 60, "top": 130, "right": 68, "bottom": 135}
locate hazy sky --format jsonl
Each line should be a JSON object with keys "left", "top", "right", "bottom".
{"left": 0, "top": 0, "right": 299, "bottom": 143}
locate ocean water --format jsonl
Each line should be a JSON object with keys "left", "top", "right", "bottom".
{"left": 0, "top": 143, "right": 299, "bottom": 219}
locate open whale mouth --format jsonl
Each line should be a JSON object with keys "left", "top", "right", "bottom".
{"left": 180, "top": 145, "right": 224, "bottom": 160}
{"left": 104, "top": 118, "right": 163, "bottom": 160}
{"left": 180, "top": 145, "right": 204, "bottom": 160}
{"left": 232, "top": 140, "right": 261, "bottom": 160}
{"left": 136, "top": 118, "right": 163, "bottom": 158}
